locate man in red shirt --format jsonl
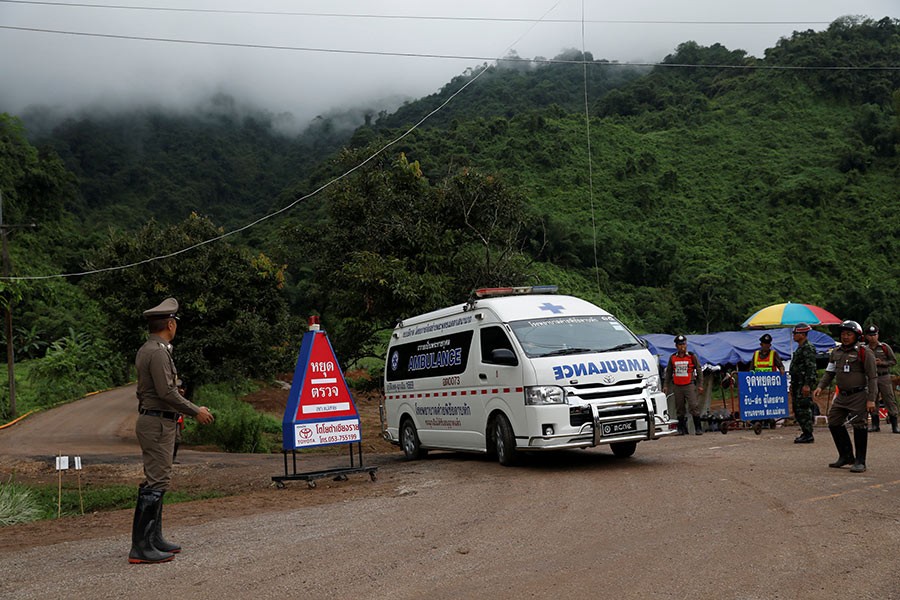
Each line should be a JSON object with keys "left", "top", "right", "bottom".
{"left": 664, "top": 335, "right": 705, "bottom": 435}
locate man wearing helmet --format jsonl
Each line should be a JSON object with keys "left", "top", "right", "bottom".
{"left": 789, "top": 324, "right": 818, "bottom": 444}
{"left": 863, "top": 325, "right": 898, "bottom": 434}
{"left": 663, "top": 335, "right": 705, "bottom": 435}
{"left": 813, "top": 320, "right": 877, "bottom": 473}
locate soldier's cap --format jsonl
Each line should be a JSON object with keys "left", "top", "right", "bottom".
{"left": 759, "top": 333, "right": 773, "bottom": 344}
{"left": 674, "top": 334, "right": 687, "bottom": 345}
{"left": 792, "top": 323, "right": 811, "bottom": 334}
{"left": 143, "top": 297, "right": 179, "bottom": 320}
{"left": 866, "top": 324, "right": 879, "bottom": 335}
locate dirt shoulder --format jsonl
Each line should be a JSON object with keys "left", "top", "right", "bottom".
{"left": 0, "top": 379, "right": 402, "bottom": 554}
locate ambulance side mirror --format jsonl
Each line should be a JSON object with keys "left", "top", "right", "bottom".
{"left": 491, "top": 348, "right": 518, "bottom": 366}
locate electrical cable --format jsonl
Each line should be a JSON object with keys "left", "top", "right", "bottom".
{"left": 580, "top": 0, "right": 601, "bottom": 300}
{"left": 2, "top": 25, "right": 897, "bottom": 71}
{"left": 0, "top": 0, "right": 839, "bottom": 25}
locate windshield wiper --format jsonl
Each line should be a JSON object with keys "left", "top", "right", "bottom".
{"left": 541, "top": 347, "right": 593, "bottom": 357}
{"left": 598, "top": 343, "right": 641, "bottom": 352}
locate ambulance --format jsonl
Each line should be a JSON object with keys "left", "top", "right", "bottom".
{"left": 380, "top": 286, "right": 677, "bottom": 466}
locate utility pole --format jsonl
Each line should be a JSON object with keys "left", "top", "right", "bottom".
{"left": 0, "top": 190, "right": 36, "bottom": 419}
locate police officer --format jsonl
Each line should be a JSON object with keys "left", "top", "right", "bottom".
{"left": 663, "top": 335, "right": 704, "bottom": 435}
{"left": 813, "top": 320, "right": 877, "bottom": 473}
{"left": 864, "top": 325, "right": 899, "bottom": 433}
{"left": 789, "top": 324, "right": 818, "bottom": 444}
{"left": 130, "top": 298, "right": 215, "bottom": 564}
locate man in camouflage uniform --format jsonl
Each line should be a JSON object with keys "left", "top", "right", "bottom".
{"left": 789, "top": 323, "right": 817, "bottom": 444}
{"left": 814, "top": 320, "right": 877, "bottom": 473}
{"left": 863, "top": 325, "right": 898, "bottom": 433}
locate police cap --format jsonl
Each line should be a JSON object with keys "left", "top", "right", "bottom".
{"left": 759, "top": 333, "right": 772, "bottom": 344}
{"left": 792, "top": 323, "right": 811, "bottom": 334}
{"left": 674, "top": 334, "right": 687, "bottom": 345}
{"left": 866, "top": 324, "right": 879, "bottom": 335}
{"left": 143, "top": 297, "right": 179, "bottom": 320}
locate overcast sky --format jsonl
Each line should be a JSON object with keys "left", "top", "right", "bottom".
{"left": 1, "top": 0, "right": 897, "bottom": 131}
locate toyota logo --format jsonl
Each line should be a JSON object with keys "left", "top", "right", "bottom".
{"left": 603, "top": 375, "right": 615, "bottom": 385}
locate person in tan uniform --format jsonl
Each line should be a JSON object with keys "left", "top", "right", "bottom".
{"left": 129, "top": 298, "right": 215, "bottom": 564}
{"left": 863, "top": 325, "right": 898, "bottom": 433}
{"left": 814, "top": 320, "right": 877, "bottom": 473}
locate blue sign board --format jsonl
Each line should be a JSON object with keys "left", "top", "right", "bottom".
{"left": 737, "top": 372, "right": 789, "bottom": 421}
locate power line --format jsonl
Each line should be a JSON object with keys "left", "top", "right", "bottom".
{"left": 2, "top": 25, "right": 898, "bottom": 71}
{"left": 0, "top": 0, "right": 839, "bottom": 26}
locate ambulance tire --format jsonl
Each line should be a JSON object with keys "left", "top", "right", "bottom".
{"left": 610, "top": 441, "right": 637, "bottom": 458}
{"left": 493, "top": 414, "right": 520, "bottom": 467}
{"left": 400, "top": 418, "right": 427, "bottom": 460}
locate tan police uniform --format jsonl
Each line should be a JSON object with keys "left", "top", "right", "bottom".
{"left": 820, "top": 343, "right": 877, "bottom": 429}
{"left": 135, "top": 298, "right": 203, "bottom": 490}
{"left": 871, "top": 341, "right": 898, "bottom": 417}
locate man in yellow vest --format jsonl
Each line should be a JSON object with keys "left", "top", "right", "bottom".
{"left": 752, "top": 333, "right": 785, "bottom": 375}
{"left": 748, "top": 333, "right": 785, "bottom": 431}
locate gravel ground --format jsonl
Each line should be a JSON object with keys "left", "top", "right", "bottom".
{"left": 3, "top": 388, "right": 900, "bottom": 599}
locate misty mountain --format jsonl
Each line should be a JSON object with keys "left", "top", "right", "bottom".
{"left": 1, "top": 16, "right": 899, "bottom": 357}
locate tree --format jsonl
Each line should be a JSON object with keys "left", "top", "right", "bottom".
{"left": 276, "top": 151, "right": 534, "bottom": 364}
{"left": 82, "top": 214, "right": 298, "bottom": 387}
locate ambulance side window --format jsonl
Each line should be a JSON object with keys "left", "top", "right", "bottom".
{"left": 481, "top": 326, "right": 518, "bottom": 366}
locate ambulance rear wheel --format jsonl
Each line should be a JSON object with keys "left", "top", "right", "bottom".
{"left": 400, "top": 418, "right": 427, "bottom": 460}
{"left": 610, "top": 441, "right": 637, "bottom": 458}
{"left": 493, "top": 414, "right": 520, "bottom": 467}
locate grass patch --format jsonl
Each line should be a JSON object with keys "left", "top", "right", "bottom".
{"left": 186, "top": 382, "right": 282, "bottom": 453}
{"left": 0, "top": 480, "right": 227, "bottom": 524}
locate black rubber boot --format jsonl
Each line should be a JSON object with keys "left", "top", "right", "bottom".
{"left": 891, "top": 415, "right": 899, "bottom": 434}
{"left": 129, "top": 488, "right": 175, "bottom": 564}
{"left": 850, "top": 427, "right": 868, "bottom": 473}
{"left": 868, "top": 413, "right": 880, "bottom": 432}
{"left": 693, "top": 416, "right": 703, "bottom": 436}
{"left": 677, "top": 417, "right": 687, "bottom": 436}
{"left": 149, "top": 491, "right": 181, "bottom": 554}
{"left": 828, "top": 426, "right": 855, "bottom": 468}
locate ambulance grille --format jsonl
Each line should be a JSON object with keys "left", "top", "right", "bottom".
{"left": 568, "top": 378, "right": 645, "bottom": 401}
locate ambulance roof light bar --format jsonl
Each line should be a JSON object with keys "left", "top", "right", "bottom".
{"left": 472, "top": 285, "right": 558, "bottom": 299}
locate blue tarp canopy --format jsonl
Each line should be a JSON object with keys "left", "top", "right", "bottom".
{"left": 641, "top": 328, "right": 836, "bottom": 368}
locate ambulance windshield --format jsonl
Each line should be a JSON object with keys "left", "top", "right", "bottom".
{"left": 509, "top": 315, "right": 642, "bottom": 358}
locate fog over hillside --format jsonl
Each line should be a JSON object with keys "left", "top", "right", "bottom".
{"left": 1, "top": 0, "right": 896, "bottom": 132}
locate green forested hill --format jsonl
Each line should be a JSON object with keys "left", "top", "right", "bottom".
{"left": 344, "top": 17, "right": 900, "bottom": 337}
{"left": 1, "top": 16, "right": 898, "bottom": 385}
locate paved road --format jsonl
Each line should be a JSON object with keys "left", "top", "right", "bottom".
{"left": 0, "top": 385, "right": 139, "bottom": 460}
{"left": 4, "top": 418, "right": 900, "bottom": 598}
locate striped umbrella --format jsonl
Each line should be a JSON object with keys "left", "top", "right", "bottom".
{"left": 741, "top": 302, "right": 841, "bottom": 328}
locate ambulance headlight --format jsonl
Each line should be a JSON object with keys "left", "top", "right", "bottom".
{"left": 525, "top": 386, "right": 566, "bottom": 405}
{"left": 644, "top": 374, "right": 661, "bottom": 394}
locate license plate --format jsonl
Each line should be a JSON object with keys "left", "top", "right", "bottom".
{"left": 601, "top": 420, "right": 637, "bottom": 436}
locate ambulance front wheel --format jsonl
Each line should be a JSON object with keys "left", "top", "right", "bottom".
{"left": 493, "top": 414, "right": 520, "bottom": 467}
{"left": 400, "top": 418, "right": 428, "bottom": 460}
{"left": 610, "top": 441, "right": 637, "bottom": 458}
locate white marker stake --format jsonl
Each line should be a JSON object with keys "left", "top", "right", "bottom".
{"left": 74, "top": 457, "right": 84, "bottom": 515}
{"left": 55, "top": 454, "right": 69, "bottom": 518}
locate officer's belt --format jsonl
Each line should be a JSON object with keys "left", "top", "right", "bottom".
{"left": 839, "top": 386, "right": 867, "bottom": 396}
{"left": 139, "top": 408, "right": 179, "bottom": 420}
{"left": 877, "top": 370, "right": 891, "bottom": 377}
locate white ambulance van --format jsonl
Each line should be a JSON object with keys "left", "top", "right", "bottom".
{"left": 381, "top": 286, "right": 676, "bottom": 465}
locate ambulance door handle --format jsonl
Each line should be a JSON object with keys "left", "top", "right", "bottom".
{"left": 479, "top": 373, "right": 487, "bottom": 381}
